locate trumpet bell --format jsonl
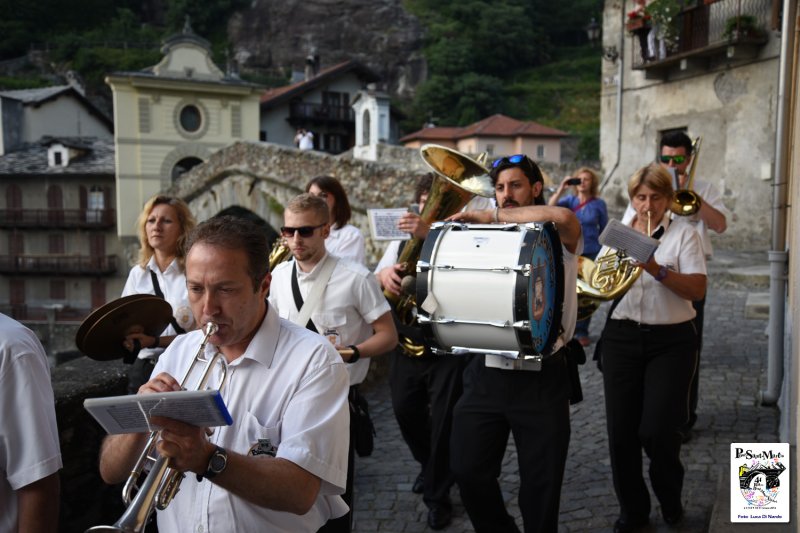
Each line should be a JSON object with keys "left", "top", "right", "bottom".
{"left": 420, "top": 144, "right": 495, "bottom": 198}
{"left": 670, "top": 190, "right": 702, "bottom": 216}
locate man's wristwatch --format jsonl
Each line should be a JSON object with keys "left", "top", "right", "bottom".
{"left": 198, "top": 446, "right": 228, "bottom": 481}
{"left": 654, "top": 264, "right": 669, "bottom": 282}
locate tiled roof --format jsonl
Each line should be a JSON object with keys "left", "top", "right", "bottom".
{"left": 0, "top": 137, "right": 115, "bottom": 176}
{"left": 260, "top": 60, "right": 381, "bottom": 108}
{"left": 0, "top": 85, "right": 72, "bottom": 104}
{"left": 400, "top": 114, "right": 568, "bottom": 143}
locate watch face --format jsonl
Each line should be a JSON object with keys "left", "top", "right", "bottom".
{"left": 210, "top": 450, "right": 227, "bottom": 473}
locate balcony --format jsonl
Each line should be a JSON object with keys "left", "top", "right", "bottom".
{"left": 288, "top": 102, "right": 355, "bottom": 125}
{"left": 0, "top": 255, "right": 118, "bottom": 275}
{"left": 0, "top": 209, "right": 116, "bottom": 229}
{"left": 0, "top": 304, "right": 90, "bottom": 323}
{"left": 630, "top": 0, "right": 775, "bottom": 78}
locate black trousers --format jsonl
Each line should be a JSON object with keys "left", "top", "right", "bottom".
{"left": 686, "top": 294, "right": 706, "bottom": 428}
{"left": 450, "top": 352, "right": 571, "bottom": 533}
{"left": 601, "top": 319, "right": 697, "bottom": 522}
{"left": 389, "top": 349, "right": 464, "bottom": 509}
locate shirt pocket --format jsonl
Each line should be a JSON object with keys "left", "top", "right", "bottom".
{"left": 312, "top": 310, "right": 347, "bottom": 334}
{"left": 240, "top": 409, "right": 282, "bottom": 457}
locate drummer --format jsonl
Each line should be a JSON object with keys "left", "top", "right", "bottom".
{"left": 447, "top": 154, "right": 582, "bottom": 533}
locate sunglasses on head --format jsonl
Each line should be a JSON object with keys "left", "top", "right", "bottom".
{"left": 491, "top": 154, "right": 532, "bottom": 169}
{"left": 280, "top": 224, "right": 325, "bottom": 238}
{"left": 660, "top": 154, "right": 687, "bottom": 164}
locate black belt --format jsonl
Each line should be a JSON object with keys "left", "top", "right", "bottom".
{"left": 611, "top": 319, "right": 693, "bottom": 332}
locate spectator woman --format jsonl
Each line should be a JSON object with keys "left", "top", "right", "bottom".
{"left": 121, "top": 195, "right": 197, "bottom": 393}
{"left": 549, "top": 167, "right": 608, "bottom": 345}
{"left": 306, "top": 175, "right": 366, "bottom": 265}
{"left": 598, "top": 163, "right": 706, "bottom": 532}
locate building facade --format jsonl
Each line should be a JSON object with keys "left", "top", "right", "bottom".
{"left": 106, "top": 25, "right": 262, "bottom": 239}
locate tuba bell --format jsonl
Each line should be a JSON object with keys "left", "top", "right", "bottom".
{"left": 575, "top": 211, "right": 654, "bottom": 320}
{"left": 387, "top": 144, "right": 495, "bottom": 356}
{"left": 669, "top": 137, "right": 702, "bottom": 216}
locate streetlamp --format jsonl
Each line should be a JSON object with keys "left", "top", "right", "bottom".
{"left": 585, "top": 17, "right": 601, "bottom": 46}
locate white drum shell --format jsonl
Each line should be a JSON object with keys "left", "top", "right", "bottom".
{"left": 420, "top": 226, "right": 527, "bottom": 353}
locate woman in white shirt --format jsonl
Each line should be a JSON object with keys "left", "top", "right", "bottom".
{"left": 306, "top": 175, "right": 366, "bottom": 265}
{"left": 121, "top": 195, "right": 197, "bottom": 393}
{"left": 599, "top": 163, "right": 706, "bottom": 532}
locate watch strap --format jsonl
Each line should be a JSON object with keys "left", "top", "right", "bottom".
{"left": 197, "top": 446, "right": 227, "bottom": 481}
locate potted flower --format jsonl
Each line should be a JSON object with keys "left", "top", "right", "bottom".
{"left": 646, "top": 0, "right": 682, "bottom": 50}
{"left": 626, "top": 8, "right": 652, "bottom": 32}
{"left": 723, "top": 14, "right": 765, "bottom": 41}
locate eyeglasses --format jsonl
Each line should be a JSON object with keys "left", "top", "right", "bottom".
{"left": 280, "top": 224, "right": 325, "bottom": 238}
{"left": 492, "top": 154, "right": 531, "bottom": 169}
{"left": 660, "top": 154, "right": 687, "bottom": 164}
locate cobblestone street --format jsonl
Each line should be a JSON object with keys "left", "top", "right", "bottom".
{"left": 352, "top": 256, "right": 779, "bottom": 532}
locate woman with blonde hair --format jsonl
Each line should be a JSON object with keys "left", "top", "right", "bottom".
{"left": 121, "top": 195, "right": 197, "bottom": 392}
{"left": 549, "top": 166, "right": 608, "bottom": 345}
{"left": 599, "top": 163, "right": 706, "bottom": 531}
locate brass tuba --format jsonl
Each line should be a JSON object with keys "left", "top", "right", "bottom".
{"left": 268, "top": 237, "right": 291, "bottom": 270}
{"left": 387, "top": 144, "right": 494, "bottom": 356}
{"left": 669, "top": 137, "right": 702, "bottom": 216}
{"left": 575, "top": 211, "right": 653, "bottom": 320}
{"left": 86, "top": 323, "right": 228, "bottom": 533}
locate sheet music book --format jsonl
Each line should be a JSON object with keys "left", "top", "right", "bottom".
{"left": 598, "top": 219, "right": 660, "bottom": 264}
{"left": 84, "top": 389, "right": 233, "bottom": 435}
{"left": 367, "top": 208, "right": 412, "bottom": 241}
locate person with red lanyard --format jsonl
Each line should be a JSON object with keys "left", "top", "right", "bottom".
{"left": 549, "top": 167, "right": 608, "bottom": 346}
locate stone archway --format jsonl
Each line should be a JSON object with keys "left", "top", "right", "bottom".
{"left": 160, "top": 144, "right": 213, "bottom": 188}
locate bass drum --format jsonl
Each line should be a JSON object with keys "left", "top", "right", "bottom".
{"left": 416, "top": 222, "right": 564, "bottom": 359}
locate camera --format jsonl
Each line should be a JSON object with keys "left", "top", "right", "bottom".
{"left": 566, "top": 178, "right": 581, "bottom": 186}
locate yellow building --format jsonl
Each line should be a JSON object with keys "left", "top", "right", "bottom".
{"left": 106, "top": 24, "right": 262, "bottom": 238}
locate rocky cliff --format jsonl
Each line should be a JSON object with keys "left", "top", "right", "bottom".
{"left": 228, "top": 0, "right": 427, "bottom": 99}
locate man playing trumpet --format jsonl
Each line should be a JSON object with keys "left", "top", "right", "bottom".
{"left": 98, "top": 216, "right": 351, "bottom": 532}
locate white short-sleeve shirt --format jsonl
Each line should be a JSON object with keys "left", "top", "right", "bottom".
{"left": 326, "top": 224, "right": 366, "bottom": 265}
{"left": 152, "top": 307, "right": 350, "bottom": 533}
{"left": 269, "top": 254, "right": 391, "bottom": 385}
{"left": 121, "top": 256, "right": 195, "bottom": 359}
{"left": 0, "top": 313, "right": 62, "bottom": 533}
{"left": 612, "top": 213, "right": 707, "bottom": 325}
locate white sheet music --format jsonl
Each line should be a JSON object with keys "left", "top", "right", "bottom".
{"left": 599, "top": 219, "right": 660, "bottom": 264}
{"left": 84, "top": 389, "right": 232, "bottom": 434}
{"left": 367, "top": 208, "right": 412, "bottom": 240}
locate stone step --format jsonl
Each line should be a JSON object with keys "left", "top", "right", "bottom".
{"left": 745, "top": 292, "right": 770, "bottom": 320}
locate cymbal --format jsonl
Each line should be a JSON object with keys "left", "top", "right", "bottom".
{"left": 76, "top": 294, "right": 173, "bottom": 361}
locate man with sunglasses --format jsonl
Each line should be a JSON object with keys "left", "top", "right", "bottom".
{"left": 447, "top": 153, "right": 582, "bottom": 533}
{"left": 625, "top": 131, "right": 728, "bottom": 441}
{"left": 268, "top": 193, "right": 397, "bottom": 533}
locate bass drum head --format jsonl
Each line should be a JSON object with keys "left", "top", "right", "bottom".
{"left": 515, "top": 222, "right": 564, "bottom": 356}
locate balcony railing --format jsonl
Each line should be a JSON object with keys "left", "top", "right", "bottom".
{"left": 289, "top": 102, "right": 355, "bottom": 123}
{"left": 0, "top": 209, "right": 116, "bottom": 229}
{"left": 631, "top": 0, "right": 774, "bottom": 71}
{"left": 0, "top": 255, "right": 118, "bottom": 275}
{"left": 0, "top": 304, "right": 89, "bottom": 323}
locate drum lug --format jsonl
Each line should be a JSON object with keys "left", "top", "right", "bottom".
{"left": 417, "top": 261, "right": 431, "bottom": 273}
{"left": 512, "top": 320, "right": 531, "bottom": 330}
{"left": 516, "top": 264, "right": 531, "bottom": 276}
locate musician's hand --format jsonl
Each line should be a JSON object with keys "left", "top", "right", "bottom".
{"left": 448, "top": 209, "right": 493, "bottom": 224}
{"left": 151, "top": 416, "right": 212, "bottom": 474}
{"left": 377, "top": 264, "right": 404, "bottom": 296}
{"left": 139, "top": 372, "right": 182, "bottom": 394}
{"left": 397, "top": 212, "right": 430, "bottom": 239}
{"left": 124, "top": 332, "right": 158, "bottom": 351}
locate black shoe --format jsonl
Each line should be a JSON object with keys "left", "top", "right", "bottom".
{"left": 663, "top": 505, "right": 684, "bottom": 526}
{"left": 613, "top": 516, "right": 649, "bottom": 533}
{"left": 427, "top": 505, "right": 451, "bottom": 530}
{"left": 412, "top": 473, "right": 424, "bottom": 494}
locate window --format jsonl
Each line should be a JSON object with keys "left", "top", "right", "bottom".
{"left": 486, "top": 144, "right": 495, "bottom": 156}
{"left": 259, "top": 130, "right": 267, "bottom": 142}
{"left": 179, "top": 105, "right": 202, "bottom": 132}
{"left": 87, "top": 186, "right": 105, "bottom": 223}
{"left": 50, "top": 280, "right": 66, "bottom": 300}
{"left": 54, "top": 152, "right": 63, "bottom": 165}
{"left": 536, "top": 145, "right": 545, "bottom": 158}
{"left": 49, "top": 234, "right": 65, "bottom": 254}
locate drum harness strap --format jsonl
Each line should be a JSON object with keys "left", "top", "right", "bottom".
{"left": 290, "top": 256, "right": 338, "bottom": 333}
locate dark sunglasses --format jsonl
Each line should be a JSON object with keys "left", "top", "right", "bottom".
{"left": 280, "top": 224, "right": 325, "bottom": 238}
{"left": 660, "top": 154, "right": 687, "bottom": 164}
{"left": 491, "top": 154, "right": 532, "bottom": 169}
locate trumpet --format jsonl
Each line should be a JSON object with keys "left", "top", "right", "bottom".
{"left": 87, "top": 323, "right": 228, "bottom": 533}
{"left": 670, "top": 137, "right": 702, "bottom": 216}
{"left": 576, "top": 211, "right": 652, "bottom": 320}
